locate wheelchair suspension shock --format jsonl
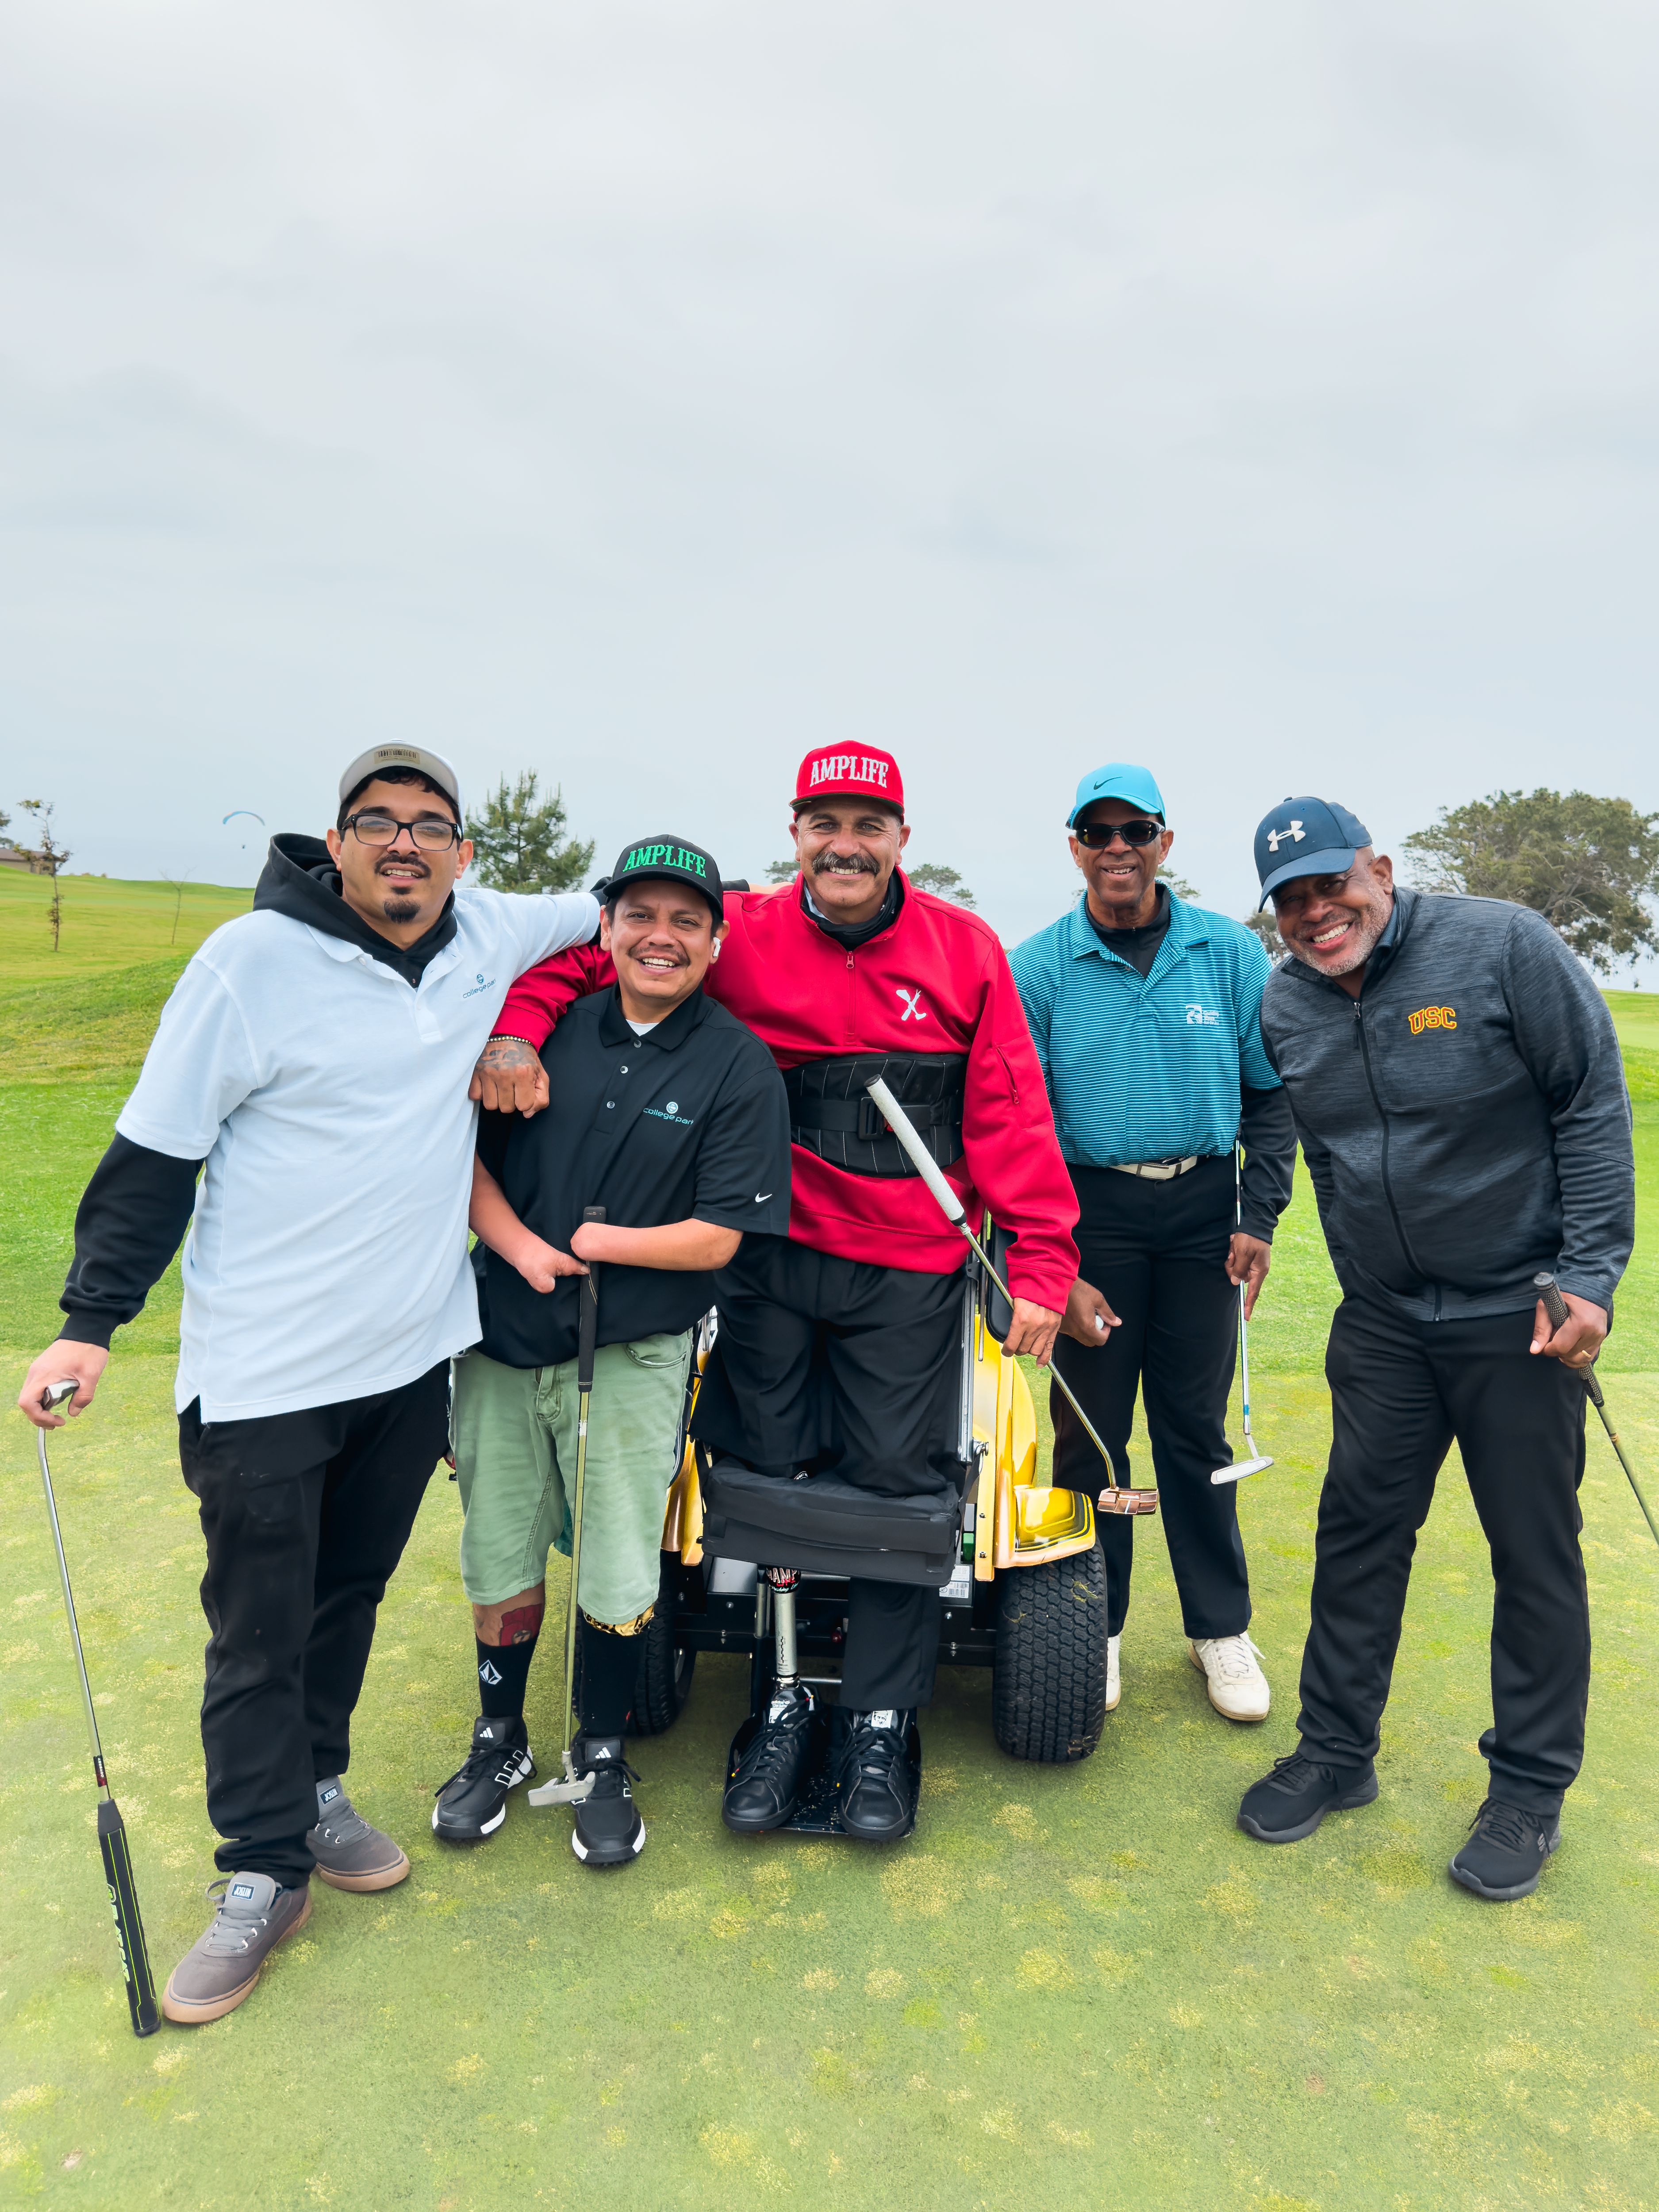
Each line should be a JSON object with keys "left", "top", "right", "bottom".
{"left": 768, "top": 1566, "right": 801, "bottom": 1689}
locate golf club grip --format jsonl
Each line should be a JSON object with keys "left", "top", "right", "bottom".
{"left": 97, "top": 1799, "right": 160, "bottom": 2036}
{"left": 1535, "top": 1271, "right": 1606, "bottom": 1406}
{"left": 865, "top": 1079, "right": 966, "bottom": 1223}
{"left": 578, "top": 1206, "right": 604, "bottom": 1391}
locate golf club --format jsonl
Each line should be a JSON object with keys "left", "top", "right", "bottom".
{"left": 1535, "top": 1272, "right": 1659, "bottom": 1550}
{"left": 35, "top": 1381, "right": 161, "bottom": 2037}
{"left": 1211, "top": 1145, "right": 1274, "bottom": 1486}
{"left": 530, "top": 1207, "right": 607, "bottom": 1807}
{"left": 864, "top": 1077, "right": 1157, "bottom": 1516}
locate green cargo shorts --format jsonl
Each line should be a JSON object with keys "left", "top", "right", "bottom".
{"left": 451, "top": 1331, "right": 692, "bottom": 1625}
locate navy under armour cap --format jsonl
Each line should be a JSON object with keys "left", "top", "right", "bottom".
{"left": 1254, "top": 796, "right": 1372, "bottom": 907}
{"left": 1067, "top": 761, "right": 1166, "bottom": 830}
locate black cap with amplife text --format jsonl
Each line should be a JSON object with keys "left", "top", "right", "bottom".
{"left": 599, "top": 833, "right": 726, "bottom": 924}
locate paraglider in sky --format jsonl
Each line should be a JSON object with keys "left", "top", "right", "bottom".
{"left": 222, "top": 810, "right": 266, "bottom": 851}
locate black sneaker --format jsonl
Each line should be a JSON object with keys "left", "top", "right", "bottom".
{"left": 723, "top": 1684, "right": 815, "bottom": 1833}
{"left": 1449, "top": 1797, "right": 1561, "bottom": 1901}
{"left": 568, "top": 1735, "right": 645, "bottom": 1868}
{"left": 431, "top": 1716, "right": 535, "bottom": 1844}
{"left": 836, "top": 1709, "right": 916, "bottom": 1842}
{"left": 1237, "top": 1750, "right": 1379, "bottom": 1843}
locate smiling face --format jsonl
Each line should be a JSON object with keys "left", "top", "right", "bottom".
{"left": 1272, "top": 849, "right": 1396, "bottom": 989}
{"left": 1069, "top": 798, "right": 1173, "bottom": 930}
{"left": 601, "top": 879, "right": 726, "bottom": 1024}
{"left": 790, "top": 797, "right": 910, "bottom": 928}
{"left": 324, "top": 774, "right": 471, "bottom": 946}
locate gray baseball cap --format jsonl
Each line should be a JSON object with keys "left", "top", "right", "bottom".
{"left": 338, "top": 744, "right": 462, "bottom": 817}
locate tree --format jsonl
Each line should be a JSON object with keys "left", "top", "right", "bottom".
{"left": 1243, "top": 909, "right": 1288, "bottom": 965}
{"left": 17, "top": 799, "right": 69, "bottom": 951}
{"left": 1402, "top": 788, "right": 1659, "bottom": 973}
{"left": 907, "top": 863, "right": 976, "bottom": 909}
{"left": 465, "top": 772, "right": 594, "bottom": 894}
{"left": 1157, "top": 867, "right": 1202, "bottom": 900}
{"left": 764, "top": 858, "right": 797, "bottom": 883}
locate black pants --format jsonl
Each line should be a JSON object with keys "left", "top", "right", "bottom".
{"left": 1050, "top": 1157, "right": 1249, "bottom": 1639}
{"left": 693, "top": 1237, "right": 961, "bottom": 1709}
{"left": 1298, "top": 1300, "right": 1590, "bottom": 1814}
{"left": 178, "top": 1364, "right": 449, "bottom": 1885}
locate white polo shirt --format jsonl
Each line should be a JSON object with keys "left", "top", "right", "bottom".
{"left": 116, "top": 886, "right": 597, "bottom": 1421}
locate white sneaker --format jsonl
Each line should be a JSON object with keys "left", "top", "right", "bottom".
{"left": 1188, "top": 1633, "right": 1270, "bottom": 1722}
{"left": 1106, "top": 1634, "right": 1121, "bottom": 1713}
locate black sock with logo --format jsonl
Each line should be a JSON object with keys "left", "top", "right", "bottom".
{"left": 476, "top": 1636, "right": 537, "bottom": 1720}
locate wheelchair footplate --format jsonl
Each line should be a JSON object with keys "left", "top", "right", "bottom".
{"left": 725, "top": 1703, "right": 922, "bottom": 1842}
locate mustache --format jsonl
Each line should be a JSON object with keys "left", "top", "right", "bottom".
{"left": 809, "top": 851, "right": 879, "bottom": 878}
{"left": 374, "top": 854, "right": 431, "bottom": 877}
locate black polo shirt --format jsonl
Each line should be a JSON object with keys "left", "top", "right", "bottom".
{"left": 475, "top": 983, "right": 791, "bottom": 1368}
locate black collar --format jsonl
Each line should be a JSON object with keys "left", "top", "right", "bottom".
{"left": 595, "top": 982, "right": 712, "bottom": 1051}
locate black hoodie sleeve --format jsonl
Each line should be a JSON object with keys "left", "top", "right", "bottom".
{"left": 1237, "top": 1082, "right": 1296, "bottom": 1240}
{"left": 58, "top": 1134, "right": 202, "bottom": 1348}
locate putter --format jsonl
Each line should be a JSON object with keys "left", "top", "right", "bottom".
{"left": 35, "top": 1382, "right": 161, "bottom": 2036}
{"left": 865, "top": 1078, "right": 1157, "bottom": 1516}
{"left": 1535, "top": 1272, "right": 1659, "bottom": 1549}
{"left": 1212, "top": 1145, "right": 1274, "bottom": 1486}
{"left": 528, "top": 1206, "right": 606, "bottom": 1808}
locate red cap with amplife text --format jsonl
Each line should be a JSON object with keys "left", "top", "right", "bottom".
{"left": 792, "top": 745, "right": 905, "bottom": 817}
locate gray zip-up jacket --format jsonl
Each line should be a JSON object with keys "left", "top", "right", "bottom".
{"left": 1259, "top": 885, "right": 1634, "bottom": 1323}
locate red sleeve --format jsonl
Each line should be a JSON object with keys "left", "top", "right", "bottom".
{"left": 959, "top": 939, "right": 1079, "bottom": 1310}
{"left": 495, "top": 941, "right": 615, "bottom": 1048}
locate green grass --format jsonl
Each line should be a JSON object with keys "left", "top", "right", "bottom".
{"left": 2, "top": 894, "right": 1657, "bottom": 2208}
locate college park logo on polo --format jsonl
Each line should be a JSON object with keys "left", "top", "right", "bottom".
{"left": 1408, "top": 1005, "right": 1457, "bottom": 1034}
{"left": 462, "top": 971, "right": 498, "bottom": 998}
{"left": 1265, "top": 820, "right": 1305, "bottom": 853}
{"left": 646, "top": 1097, "right": 695, "bottom": 1125}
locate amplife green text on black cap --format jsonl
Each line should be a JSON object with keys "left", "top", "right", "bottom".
{"left": 601, "top": 834, "right": 725, "bottom": 924}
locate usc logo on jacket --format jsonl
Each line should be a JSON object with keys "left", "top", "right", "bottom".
{"left": 1408, "top": 1005, "right": 1457, "bottom": 1034}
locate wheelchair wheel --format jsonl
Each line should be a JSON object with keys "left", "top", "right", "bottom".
{"left": 627, "top": 1552, "right": 698, "bottom": 1737}
{"left": 991, "top": 1539, "right": 1108, "bottom": 1763}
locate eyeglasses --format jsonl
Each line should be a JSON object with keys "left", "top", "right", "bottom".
{"left": 1073, "top": 818, "right": 1164, "bottom": 849}
{"left": 343, "top": 811, "right": 463, "bottom": 853}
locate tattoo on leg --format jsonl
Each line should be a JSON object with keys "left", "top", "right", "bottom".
{"left": 497, "top": 1602, "right": 545, "bottom": 1645}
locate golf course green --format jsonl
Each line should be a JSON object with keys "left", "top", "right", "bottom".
{"left": 2, "top": 874, "right": 1655, "bottom": 2209}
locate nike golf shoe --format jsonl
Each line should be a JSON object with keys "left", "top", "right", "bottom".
{"left": 432, "top": 1715, "right": 535, "bottom": 1844}
{"left": 722, "top": 1682, "right": 816, "bottom": 1833}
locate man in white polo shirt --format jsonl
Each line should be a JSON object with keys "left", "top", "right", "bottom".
{"left": 16, "top": 744, "right": 596, "bottom": 2024}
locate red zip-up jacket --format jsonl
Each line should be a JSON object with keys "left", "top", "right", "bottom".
{"left": 495, "top": 876, "right": 1080, "bottom": 1308}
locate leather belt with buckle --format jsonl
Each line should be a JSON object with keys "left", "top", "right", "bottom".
{"left": 1108, "top": 1155, "right": 1200, "bottom": 1181}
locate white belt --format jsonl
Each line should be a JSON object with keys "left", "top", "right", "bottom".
{"left": 1108, "top": 1155, "right": 1200, "bottom": 1182}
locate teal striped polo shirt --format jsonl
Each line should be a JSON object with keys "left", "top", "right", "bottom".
{"left": 1010, "top": 891, "right": 1280, "bottom": 1167}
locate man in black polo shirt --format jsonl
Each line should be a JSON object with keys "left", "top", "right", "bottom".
{"left": 433, "top": 835, "right": 790, "bottom": 1868}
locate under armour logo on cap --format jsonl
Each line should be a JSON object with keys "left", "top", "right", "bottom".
{"left": 1265, "top": 821, "right": 1304, "bottom": 852}
{"left": 1252, "top": 795, "right": 1373, "bottom": 910}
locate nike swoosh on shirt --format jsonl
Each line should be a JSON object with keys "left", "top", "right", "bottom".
{"left": 756, "top": 1192, "right": 773, "bottom": 1202}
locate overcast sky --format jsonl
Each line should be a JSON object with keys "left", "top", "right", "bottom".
{"left": 3, "top": 0, "right": 1656, "bottom": 963}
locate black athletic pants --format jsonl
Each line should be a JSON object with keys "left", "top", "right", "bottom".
{"left": 1050, "top": 1157, "right": 1250, "bottom": 1640}
{"left": 693, "top": 1237, "right": 962, "bottom": 1710}
{"left": 177, "top": 1363, "right": 449, "bottom": 1885}
{"left": 1298, "top": 1300, "right": 1590, "bottom": 1814}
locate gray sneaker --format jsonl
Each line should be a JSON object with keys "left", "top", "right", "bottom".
{"left": 307, "top": 1778, "right": 411, "bottom": 1893}
{"left": 161, "top": 1873, "right": 312, "bottom": 2024}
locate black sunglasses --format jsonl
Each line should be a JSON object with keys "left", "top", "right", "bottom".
{"left": 1073, "top": 818, "right": 1164, "bottom": 849}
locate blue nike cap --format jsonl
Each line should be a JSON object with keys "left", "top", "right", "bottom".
{"left": 1067, "top": 761, "right": 1166, "bottom": 830}
{"left": 1254, "top": 795, "right": 1373, "bottom": 907}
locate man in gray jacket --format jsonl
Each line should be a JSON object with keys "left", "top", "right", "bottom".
{"left": 1235, "top": 797, "right": 1633, "bottom": 1901}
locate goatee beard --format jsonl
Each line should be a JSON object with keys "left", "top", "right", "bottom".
{"left": 381, "top": 895, "right": 421, "bottom": 923}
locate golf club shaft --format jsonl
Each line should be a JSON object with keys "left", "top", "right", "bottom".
{"left": 561, "top": 1208, "right": 605, "bottom": 1762}
{"left": 864, "top": 1078, "right": 1122, "bottom": 1487}
{"left": 1536, "top": 1273, "right": 1659, "bottom": 1549}
{"left": 36, "top": 1389, "right": 161, "bottom": 2036}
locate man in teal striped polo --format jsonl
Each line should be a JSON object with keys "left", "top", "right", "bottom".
{"left": 1011, "top": 763, "right": 1295, "bottom": 1722}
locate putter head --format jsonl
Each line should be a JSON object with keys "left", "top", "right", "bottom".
{"left": 1097, "top": 1486, "right": 1159, "bottom": 1517}
{"left": 526, "top": 1754, "right": 596, "bottom": 1808}
{"left": 1211, "top": 1453, "right": 1274, "bottom": 1486}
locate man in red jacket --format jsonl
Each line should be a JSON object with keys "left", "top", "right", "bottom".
{"left": 474, "top": 746, "right": 1081, "bottom": 1840}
